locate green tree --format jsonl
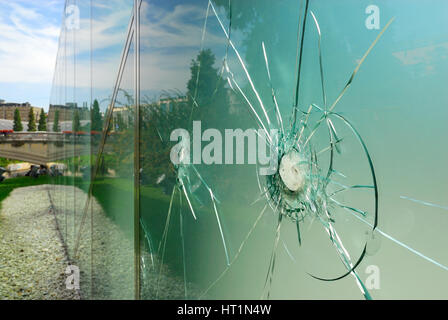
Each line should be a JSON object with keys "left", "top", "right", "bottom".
{"left": 187, "top": 49, "right": 224, "bottom": 106}
{"left": 137, "top": 49, "right": 230, "bottom": 188}
{"left": 0, "top": 158, "right": 19, "bottom": 168}
{"left": 91, "top": 99, "right": 103, "bottom": 131}
{"left": 27, "top": 108, "right": 36, "bottom": 132}
{"left": 72, "top": 109, "right": 80, "bottom": 133}
{"left": 38, "top": 109, "right": 47, "bottom": 131}
{"left": 186, "top": 49, "right": 229, "bottom": 130}
{"left": 53, "top": 110, "right": 60, "bottom": 132}
{"left": 13, "top": 108, "right": 23, "bottom": 132}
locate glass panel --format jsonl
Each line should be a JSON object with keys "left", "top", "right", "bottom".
{"left": 48, "top": 0, "right": 135, "bottom": 300}
{"left": 48, "top": 0, "right": 94, "bottom": 297}
{"left": 90, "top": 40, "right": 135, "bottom": 299}
{"left": 89, "top": 0, "right": 135, "bottom": 300}
{"left": 44, "top": 0, "right": 448, "bottom": 300}
{"left": 138, "top": 0, "right": 448, "bottom": 300}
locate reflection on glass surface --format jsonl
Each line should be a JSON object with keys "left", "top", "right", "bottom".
{"left": 49, "top": 0, "right": 448, "bottom": 299}
{"left": 49, "top": 0, "right": 135, "bottom": 299}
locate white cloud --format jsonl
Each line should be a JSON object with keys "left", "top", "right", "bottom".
{"left": 9, "top": 3, "right": 42, "bottom": 20}
{"left": 0, "top": 1, "right": 62, "bottom": 84}
{"left": 136, "top": 2, "right": 233, "bottom": 94}
{"left": 52, "top": 1, "right": 227, "bottom": 93}
{"left": 140, "top": 2, "right": 225, "bottom": 50}
{"left": 1, "top": 0, "right": 246, "bottom": 107}
{"left": 392, "top": 42, "right": 448, "bottom": 66}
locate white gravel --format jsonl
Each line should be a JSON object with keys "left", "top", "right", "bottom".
{"left": 0, "top": 184, "right": 196, "bottom": 300}
{"left": 0, "top": 185, "right": 79, "bottom": 300}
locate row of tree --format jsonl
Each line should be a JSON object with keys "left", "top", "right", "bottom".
{"left": 13, "top": 108, "right": 47, "bottom": 132}
{"left": 12, "top": 99, "right": 103, "bottom": 133}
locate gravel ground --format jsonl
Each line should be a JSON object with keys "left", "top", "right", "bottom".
{"left": 0, "top": 184, "right": 196, "bottom": 300}
{"left": 0, "top": 185, "right": 79, "bottom": 300}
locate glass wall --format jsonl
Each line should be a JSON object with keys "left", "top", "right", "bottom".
{"left": 50, "top": 0, "right": 448, "bottom": 299}
{"left": 49, "top": 0, "right": 135, "bottom": 299}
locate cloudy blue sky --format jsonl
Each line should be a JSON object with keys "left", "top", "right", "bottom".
{"left": 0, "top": 0, "right": 65, "bottom": 109}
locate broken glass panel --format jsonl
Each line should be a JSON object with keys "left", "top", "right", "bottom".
{"left": 137, "top": 0, "right": 448, "bottom": 300}
{"left": 49, "top": 0, "right": 448, "bottom": 300}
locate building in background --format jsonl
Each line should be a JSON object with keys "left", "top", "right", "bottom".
{"left": 112, "top": 106, "right": 131, "bottom": 130}
{"left": 0, "top": 102, "right": 42, "bottom": 122}
{"left": 48, "top": 103, "right": 90, "bottom": 122}
{"left": 157, "top": 96, "right": 187, "bottom": 112}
